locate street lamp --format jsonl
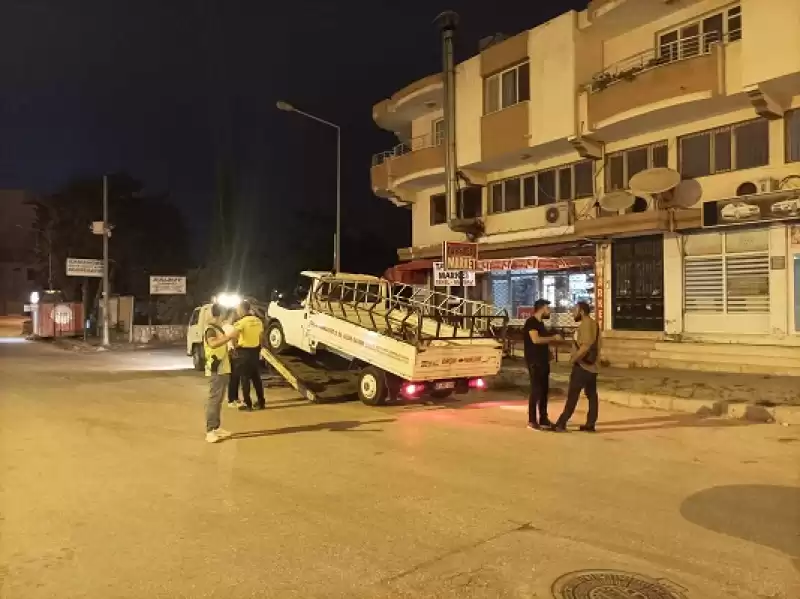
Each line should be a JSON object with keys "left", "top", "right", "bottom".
{"left": 276, "top": 100, "right": 341, "bottom": 272}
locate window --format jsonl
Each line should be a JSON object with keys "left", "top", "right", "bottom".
{"left": 190, "top": 308, "right": 200, "bottom": 325}
{"left": 432, "top": 187, "right": 483, "bottom": 223}
{"left": 484, "top": 61, "right": 530, "bottom": 114}
{"left": 433, "top": 118, "right": 444, "bottom": 147}
{"left": 488, "top": 160, "right": 594, "bottom": 213}
{"left": 605, "top": 141, "right": 668, "bottom": 191}
{"left": 430, "top": 193, "right": 446, "bottom": 225}
{"left": 684, "top": 230, "right": 769, "bottom": 315}
{"left": 459, "top": 186, "right": 483, "bottom": 219}
{"left": 658, "top": 5, "right": 741, "bottom": 61}
{"left": 679, "top": 119, "right": 769, "bottom": 177}
{"left": 787, "top": 108, "right": 800, "bottom": 163}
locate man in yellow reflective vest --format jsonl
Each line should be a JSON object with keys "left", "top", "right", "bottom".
{"left": 233, "top": 300, "right": 266, "bottom": 411}
{"left": 203, "top": 304, "right": 237, "bottom": 443}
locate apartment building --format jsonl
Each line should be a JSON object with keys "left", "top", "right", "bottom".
{"left": 371, "top": 0, "right": 800, "bottom": 374}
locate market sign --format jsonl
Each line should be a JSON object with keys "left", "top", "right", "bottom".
{"left": 442, "top": 241, "right": 478, "bottom": 271}
{"left": 433, "top": 263, "right": 476, "bottom": 287}
{"left": 66, "top": 257, "right": 103, "bottom": 278}
{"left": 149, "top": 275, "right": 187, "bottom": 295}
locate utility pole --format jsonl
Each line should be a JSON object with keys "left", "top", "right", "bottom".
{"left": 102, "top": 175, "right": 110, "bottom": 347}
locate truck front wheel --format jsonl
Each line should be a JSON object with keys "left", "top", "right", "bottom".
{"left": 358, "top": 366, "right": 388, "bottom": 406}
{"left": 266, "top": 322, "right": 288, "bottom": 354}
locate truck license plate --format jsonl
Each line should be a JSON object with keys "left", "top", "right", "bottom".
{"left": 435, "top": 381, "right": 455, "bottom": 390}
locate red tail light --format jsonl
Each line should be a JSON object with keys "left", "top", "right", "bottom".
{"left": 469, "top": 378, "right": 486, "bottom": 389}
{"left": 403, "top": 383, "right": 421, "bottom": 396}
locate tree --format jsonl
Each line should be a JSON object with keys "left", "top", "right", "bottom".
{"left": 29, "top": 173, "right": 192, "bottom": 305}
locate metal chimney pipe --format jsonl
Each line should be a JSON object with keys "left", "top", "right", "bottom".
{"left": 434, "top": 11, "right": 459, "bottom": 228}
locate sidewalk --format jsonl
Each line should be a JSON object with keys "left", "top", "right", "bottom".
{"left": 495, "top": 358, "right": 800, "bottom": 426}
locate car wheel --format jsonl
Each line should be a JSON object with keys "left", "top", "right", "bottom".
{"left": 192, "top": 345, "right": 204, "bottom": 372}
{"left": 266, "top": 322, "right": 288, "bottom": 354}
{"left": 358, "top": 366, "right": 388, "bottom": 406}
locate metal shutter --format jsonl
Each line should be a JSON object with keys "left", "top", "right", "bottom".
{"left": 725, "top": 253, "right": 769, "bottom": 313}
{"left": 685, "top": 256, "right": 724, "bottom": 312}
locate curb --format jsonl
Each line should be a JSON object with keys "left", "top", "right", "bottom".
{"left": 492, "top": 369, "right": 800, "bottom": 426}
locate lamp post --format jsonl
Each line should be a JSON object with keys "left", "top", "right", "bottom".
{"left": 276, "top": 101, "right": 341, "bottom": 272}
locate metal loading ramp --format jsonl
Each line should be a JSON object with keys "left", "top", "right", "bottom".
{"left": 259, "top": 347, "right": 360, "bottom": 403}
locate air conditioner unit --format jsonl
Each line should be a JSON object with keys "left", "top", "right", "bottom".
{"left": 736, "top": 178, "right": 778, "bottom": 196}
{"left": 544, "top": 203, "right": 571, "bottom": 227}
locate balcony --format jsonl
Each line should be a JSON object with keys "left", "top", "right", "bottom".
{"left": 371, "top": 132, "right": 445, "bottom": 200}
{"left": 373, "top": 74, "right": 444, "bottom": 138}
{"left": 586, "top": 0, "right": 703, "bottom": 37}
{"left": 481, "top": 101, "right": 530, "bottom": 165}
{"left": 585, "top": 31, "right": 726, "bottom": 132}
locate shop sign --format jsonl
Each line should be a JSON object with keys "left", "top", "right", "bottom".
{"left": 517, "top": 306, "right": 536, "bottom": 319}
{"left": 149, "top": 275, "right": 187, "bottom": 295}
{"left": 477, "top": 256, "right": 594, "bottom": 272}
{"left": 433, "top": 263, "right": 475, "bottom": 287}
{"left": 442, "top": 241, "right": 478, "bottom": 271}
{"left": 66, "top": 257, "right": 103, "bottom": 278}
{"left": 595, "top": 255, "right": 605, "bottom": 329}
{"left": 703, "top": 195, "right": 800, "bottom": 228}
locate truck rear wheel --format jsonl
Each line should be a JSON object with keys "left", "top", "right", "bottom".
{"left": 192, "top": 345, "right": 204, "bottom": 372}
{"left": 358, "top": 366, "right": 388, "bottom": 406}
{"left": 266, "top": 322, "right": 288, "bottom": 354}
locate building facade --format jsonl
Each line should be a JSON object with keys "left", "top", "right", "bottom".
{"left": 371, "top": 0, "right": 800, "bottom": 374}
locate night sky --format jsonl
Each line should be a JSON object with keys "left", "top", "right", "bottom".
{"left": 0, "top": 0, "right": 587, "bottom": 278}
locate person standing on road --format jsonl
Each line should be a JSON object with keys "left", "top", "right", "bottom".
{"left": 234, "top": 300, "right": 266, "bottom": 411}
{"left": 523, "top": 299, "right": 563, "bottom": 430}
{"left": 553, "top": 301, "right": 600, "bottom": 433}
{"left": 224, "top": 310, "right": 242, "bottom": 409}
{"left": 203, "top": 304, "right": 235, "bottom": 443}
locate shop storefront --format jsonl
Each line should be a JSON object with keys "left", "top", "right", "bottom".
{"left": 481, "top": 256, "right": 595, "bottom": 326}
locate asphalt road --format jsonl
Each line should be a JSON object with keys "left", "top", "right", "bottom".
{"left": 0, "top": 337, "right": 798, "bottom": 599}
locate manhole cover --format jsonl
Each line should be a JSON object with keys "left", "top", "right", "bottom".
{"left": 552, "top": 570, "right": 687, "bottom": 599}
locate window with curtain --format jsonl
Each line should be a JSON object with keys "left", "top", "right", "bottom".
{"left": 679, "top": 119, "right": 769, "bottom": 176}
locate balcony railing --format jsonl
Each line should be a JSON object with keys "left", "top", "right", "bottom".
{"left": 586, "top": 30, "right": 737, "bottom": 93}
{"left": 371, "top": 130, "right": 444, "bottom": 167}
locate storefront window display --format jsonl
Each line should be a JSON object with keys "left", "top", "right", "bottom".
{"left": 490, "top": 268, "right": 595, "bottom": 323}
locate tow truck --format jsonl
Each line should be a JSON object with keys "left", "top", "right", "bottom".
{"left": 188, "top": 272, "right": 508, "bottom": 405}
{"left": 261, "top": 272, "right": 508, "bottom": 405}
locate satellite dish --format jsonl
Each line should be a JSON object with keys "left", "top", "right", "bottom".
{"left": 629, "top": 168, "right": 681, "bottom": 195}
{"left": 599, "top": 190, "right": 635, "bottom": 212}
{"left": 669, "top": 179, "right": 702, "bottom": 208}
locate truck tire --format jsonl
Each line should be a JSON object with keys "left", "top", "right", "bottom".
{"left": 192, "top": 345, "right": 204, "bottom": 372}
{"left": 358, "top": 366, "right": 388, "bottom": 406}
{"left": 266, "top": 322, "right": 288, "bottom": 354}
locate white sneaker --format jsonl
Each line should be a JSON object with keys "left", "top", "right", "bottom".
{"left": 205, "top": 431, "right": 221, "bottom": 443}
{"left": 214, "top": 428, "right": 232, "bottom": 439}
{"left": 227, "top": 402, "right": 240, "bottom": 409}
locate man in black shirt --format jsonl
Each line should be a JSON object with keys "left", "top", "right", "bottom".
{"left": 523, "top": 299, "right": 563, "bottom": 430}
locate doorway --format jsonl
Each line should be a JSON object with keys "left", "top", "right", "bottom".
{"left": 612, "top": 235, "right": 664, "bottom": 331}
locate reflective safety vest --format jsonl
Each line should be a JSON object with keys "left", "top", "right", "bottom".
{"left": 235, "top": 315, "right": 264, "bottom": 348}
{"left": 204, "top": 324, "right": 231, "bottom": 376}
